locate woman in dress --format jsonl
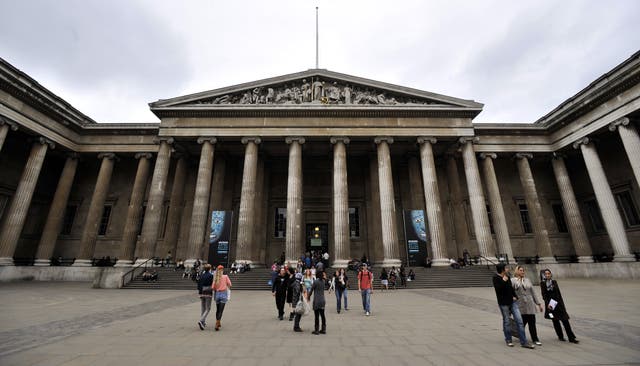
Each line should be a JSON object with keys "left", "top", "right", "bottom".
{"left": 211, "top": 265, "right": 232, "bottom": 331}
{"left": 511, "top": 265, "right": 544, "bottom": 345}
{"left": 540, "top": 269, "right": 579, "bottom": 343}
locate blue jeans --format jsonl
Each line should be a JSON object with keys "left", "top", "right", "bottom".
{"left": 214, "top": 290, "right": 228, "bottom": 304}
{"left": 335, "top": 288, "right": 348, "bottom": 311}
{"left": 360, "top": 288, "right": 371, "bottom": 312}
{"left": 499, "top": 302, "right": 527, "bottom": 345}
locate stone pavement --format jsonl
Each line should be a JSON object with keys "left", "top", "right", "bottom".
{"left": 0, "top": 279, "right": 639, "bottom": 366}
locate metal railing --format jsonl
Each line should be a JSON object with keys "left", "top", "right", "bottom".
{"left": 121, "top": 258, "right": 155, "bottom": 288}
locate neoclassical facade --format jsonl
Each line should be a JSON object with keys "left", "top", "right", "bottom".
{"left": 0, "top": 52, "right": 639, "bottom": 274}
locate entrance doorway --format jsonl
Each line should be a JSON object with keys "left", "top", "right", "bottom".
{"left": 305, "top": 223, "right": 328, "bottom": 255}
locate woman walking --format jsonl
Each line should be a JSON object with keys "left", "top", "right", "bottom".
{"left": 541, "top": 269, "right": 579, "bottom": 343}
{"left": 197, "top": 264, "right": 213, "bottom": 330}
{"left": 512, "top": 265, "right": 543, "bottom": 345}
{"left": 212, "top": 265, "right": 232, "bottom": 331}
{"left": 308, "top": 270, "right": 327, "bottom": 334}
{"left": 334, "top": 268, "right": 349, "bottom": 313}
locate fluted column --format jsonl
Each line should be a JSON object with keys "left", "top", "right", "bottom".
{"left": 74, "top": 153, "right": 117, "bottom": 266}
{"left": 610, "top": 117, "right": 640, "bottom": 187}
{"left": 235, "top": 137, "right": 261, "bottom": 263}
{"left": 114, "top": 153, "right": 153, "bottom": 267}
{"left": 203, "top": 157, "right": 226, "bottom": 257}
{"left": 479, "top": 153, "right": 513, "bottom": 261}
{"left": 446, "top": 154, "right": 468, "bottom": 258}
{"left": 417, "top": 137, "right": 448, "bottom": 266}
{"left": 573, "top": 137, "right": 634, "bottom": 261}
{"left": 163, "top": 153, "right": 187, "bottom": 258}
{"left": 368, "top": 156, "right": 384, "bottom": 263}
{"left": 331, "top": 137, "right": 350, "bottom": 268}
{"left": 34, "top": 153, "right": 79, "bottom": 266}
{"left": 407, "top": 155, "right": 425, "bottom": 209}
{"left": 459, "top": 137, "right": 496, "bottom": 261}
{"left": 137, "top": 138, "right": 173, "bottom": 264}
{"left": 252, "top": 156, "right": 266, "bottom": 264}
{"left": 185, "top": 138, "right": 216, "bottom": 266}
{"left": 0, "top": 117, "right": 18, "bottom": 153}
{"left": 374, "top": 137, "right": 401, "bottom": 267}
{"left": 551, "top": 154, "right": 592, "bottom": 262}
{"left": 0, "top": 137, "right": 53, "bottom": 265}
{"left": 285, "top": 137, "right": 305, "bottom": 263}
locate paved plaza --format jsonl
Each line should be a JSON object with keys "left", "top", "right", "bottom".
{"left": 0, "top": 279, "right": 639, "bottom": 366}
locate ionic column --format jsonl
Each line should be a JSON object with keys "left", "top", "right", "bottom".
{"left": 34, "top": 153, "right": 79, "bottom": 266}
{"left": 185, "top": 138, "right": 216, "bottom": 265}
{"left": 417, "top": 137, "right": 448, "bottom": 266}
{"left": 163, "top": 153, "right": 188, "bottom": 258}
{"left": 374, "top": 137, "right": 401, "bottom": 267}
{"left": 0, "top": 117, "right": 18, "bottom": 153}
{"left": 285, "top": 137, "right": 305, "bottom": 263}
{"left": 114, "top": 153, "right": 153, "bottom": 267}
{"left": 459, "top": 137, "right": 496, "bottom": 261}
{"left": 137, "top": 138, "right": 173, "bottom": 264}
{"left": 551, "top": 154, "right": 592, "bottom": 262}
{"left": 479, "top": 153, "right": 513, "bottom": 261}
{"left": 235, "top": 137, "right": 261, "bottom": 263}
{"left": 74, "top": 153, "right": 117, "bottom": 266}
{"left": 331, "top": 137, "right": 350, "bottom": 268}
{"left": 202, "top": 157, "right": 226, "bottom": 257}
{"left": 0, "top": 137, "right": 53, "bottom": 265}
{"left": 446, "top": 154, "right": 469, "bottom": 258}
{"left": 573, "top": 137, "right": 634, "bottom": 261}
{"left": 610, "top": 117, "right": 640, "bottom": 187}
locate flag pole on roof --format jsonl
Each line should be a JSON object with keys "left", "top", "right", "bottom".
{"left": 316, "top": 6, "right": 319, "bottom": 69}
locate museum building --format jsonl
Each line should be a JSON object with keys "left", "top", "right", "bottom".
{"left": 0, "top": 51, "right": 639, "bottom": 275}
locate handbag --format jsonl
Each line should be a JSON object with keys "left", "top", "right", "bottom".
{"left": 295, "top": 299, "right": 305, "bottom": 315}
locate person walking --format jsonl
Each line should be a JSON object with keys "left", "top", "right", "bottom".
{"left": 211, "top": 265, "right": 232, "bottom": 331}
{"left": 512, "top": 265, "right": 544, "bottom": 345}
{"left": 272, "top": 267, "right": 288, "bottom": 320}
{"left": 291, "top": 272, "right": 307, "bottom": 332}
{"left": 358, "top": 263, "right": 373, "bottom": 316}
{"left": 197, "top": 264, "right": 213, "bottom": 330}
{"left": 541, "top": 269, "right": 579, "bottom": 343}
{"left": 492, "top": 263, "right": 534, "bottom": 348}
{"left": 308, "top": 270, "right": 327, "bottom": 334}
{"left": 334, "top": 268, "right": 349, "bottom": 313}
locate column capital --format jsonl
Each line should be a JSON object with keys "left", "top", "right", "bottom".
{"left": 552, "top": 152, "right": 567, "bottom": 160}
{"left": 374, "top": 136, "right": 394, "bottom": 145}
{"left": 458, "top": 136, "right": 479, "bottom": 145}
{"left": 97, "top": 152, "right": 118, "bottom": 161}
{"left": 241, "top": 136, "right": 262, "bottom": 145}
{"left": 134, "top": 152, "right": 153, "bottom": 160}
{"left": 0, "top": 117, "right": 18, "bottom": 131}
{"left": 514, "top": 152, "right": 533, "bottom": 160}
{"left": 479, "top": 152, "right": 497, "bottom": 160}
{"left": 572, "top": 136, "right": 596, "bottom": 149}
{"left": 285, "top": 136, "right": 305, "bottom": 145}
{"left": 35, "top": 137, "right": 55, "bottom": 149}
{"left": 609, "top": 116, "right": 630, "bottom": 131}
{"left": 330, "top": 136, "right": 350, "bottom": 145}
{"left": 417, "top": 136, "right": 437, "bottom": 145}
{"left": 196, "top": 137, "right": 217, "bottom": 145}
{"left": 153, "top": 137, "right": 175, "bottom": 145}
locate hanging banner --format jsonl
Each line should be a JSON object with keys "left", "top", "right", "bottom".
{"left": 208, "top": 210, "right": 233, "bottom": 267}
{"left": 403, "top": 209, "right": 429, "bottom": 267}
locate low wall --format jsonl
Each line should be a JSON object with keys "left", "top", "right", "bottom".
{"left": 520, "top": 262, "right": 640, "bottom": 284}
{"left": 0, "top": 266, "right": 100, "bottom": 282}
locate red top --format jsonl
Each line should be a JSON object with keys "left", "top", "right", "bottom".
{"left": 358, "top": 270, "right": 373, "bottom": 290}
{"left": 212, "top": 274, "right": 232, "bottom": 291}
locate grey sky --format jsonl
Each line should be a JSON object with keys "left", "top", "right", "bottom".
{"left": 1, "top": 0, "right": 639, "bottom": 123}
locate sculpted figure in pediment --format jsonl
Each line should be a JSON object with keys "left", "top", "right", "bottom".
{"left": 266, "top": 88, "right": 275, "bottom": 104}
{"left": 301, "top": 79, "right": 311, "bottom": 102}
{"left": 312, "top": 80, "right": 324, "bottom": 101}
{"left": 343, "top": 85, "right": 352, "bottom": 104}
{"left": 327, "top": 82, "right": 341, "bottom": 103}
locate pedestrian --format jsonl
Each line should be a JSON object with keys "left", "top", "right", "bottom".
{"left": 512, "top": 265, "right": 544, "bottom": 345}
{"left": 212, "top": 265, "right": 232, "bottom": 331}
{"left": 358, "top": 263, "right": 373, "bottom": 316}
{"left": 492, "top": 263, "right": 535, "bottom": 348}
{"left": 399, "top": 264, "right": 407, "bottom": 288}
{"left": 197, "top": 264, "right": 213, "bottom": 330}
{"left": 291, "top": 272, "right": 307, "bottom": 332}
{"left": 272, "top": 267, "right": 288, "bottom": 320}
{"left": 541, "top": 269, "right": 579, "bottom": 343}
{"left": 379, "top": 268, "right": 389, "bottom": 291}
{"left": 287, "top": 267, "right": 296, "bottom": 321}
{"left": 308, "top": 270, "right": 327, "bottom": 334}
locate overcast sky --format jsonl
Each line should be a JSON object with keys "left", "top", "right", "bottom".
{"left": 1, "top": 0, "right": 639, "bottom": 123}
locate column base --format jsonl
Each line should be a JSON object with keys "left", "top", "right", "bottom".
{"left": 72, "top": 259, "right": 93, "bottom": 267}
{"left": 537, "top": 256, "right": 557, "bottom": 264}
{"left": 114, "top": 259, "right": 134, "bottom": 267}
{"left": 614, "top": 254, "right": 636, "bottom": 262}
{"left": 431, "top": 258, "right": 451, "bottom": 267}
{"left": 331, "top": 259, "right": 349, "bottom": 269}
{"left": 134, "top": 258, "right": 152, "bottom": 267}
{"left": 33, "top": 259, "right": 51, "bottom": 266}
{"left": 378, "top": 259, "right": 402, "bottom": 268}
{"left": 577, "top": 256, "right": 594, "bottom": 263}
{"left": 0, "top": 257, "right": 15, "bottom": 266}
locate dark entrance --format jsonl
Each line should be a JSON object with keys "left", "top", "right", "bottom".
{"left": 305, "top": 223, "right": 328, "bottom": 254}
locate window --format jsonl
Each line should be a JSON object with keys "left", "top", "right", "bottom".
{"left": 349, "top": 207, "right": 360, "bottom": 238}
{"left": 615, "top": 191, "right": 640, "bottom": 227}
{"left": 137, "top": 205, "right": 147, "bottom": 236}
{"left": 552, "top": 203, "right": 568, "bottom": 233}
{"left": 61, "top": 205, "right": 77, "bottom": 235}
{"left": 486, "top": 205, "right": 495, "bottom": 234}
{"left": 98, "top": 205, "right": 112, "bottom": 236}
{"left": 274, "top": 208, "right": 286, "bottom": 238}
{"left": 519, "top": 203, "right": 532, "bottom": 234}
{"left": 585, "top": 200, "right": 605, "bottom": 233}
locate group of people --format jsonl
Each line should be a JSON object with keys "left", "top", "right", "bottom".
{"left": 229, "top": 261, "right": 251, "bottom": 274}
{"left": 378, "top": 265, "right": 414, "bottom": 290}
{"left": 197, "top": 263, "right": 232, "bottom": 332}
{"left": 141, "top": 269, "right": 158, "bottom": 282}
{"left": 493, "top": 263, "right": 579, "bottom": 349}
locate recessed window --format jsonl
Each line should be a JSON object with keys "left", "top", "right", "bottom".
{"left": 614, "top": 190, "right": 640, "bottom": 227}
{"left": 98, "top": 205, "right": 112, "bottom": 236}
{"left": 519, "top": 203, "right": 532, "bottom": 234}
{"left": 61, "top": 205, "right": 77, "bottom": 235}
{"left": 274, "top": 208, "right": 286, "bottom": 238}
{"left": 552, "top": 203, "right": 568, "bottom": 233}
{"left": 585, "top": 200, "right": 605, "bottom": 233}
{"left": 349, "top": 207, "right": 360, "bottom": 238}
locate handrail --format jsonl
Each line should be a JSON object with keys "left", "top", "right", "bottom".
{"left": 476, "top": 255, "right": 497, "bottom": 270}
{"left": 121, "top": 258, "right": 155, "bottom": 288}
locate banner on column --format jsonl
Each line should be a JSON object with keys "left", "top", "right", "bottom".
{"left": 403, "top": 210, "right": 429, "bottom": 267}
{"left": 208, "top": 210, "right": 233, "bottom": 267}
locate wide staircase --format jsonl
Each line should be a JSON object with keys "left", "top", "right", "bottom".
{"left": 123, "top": 265, "right": 494, "bottom": 290}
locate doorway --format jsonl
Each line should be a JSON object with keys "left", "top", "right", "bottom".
{"left": 305, "top": 223, "right": 328, "bottom": 255}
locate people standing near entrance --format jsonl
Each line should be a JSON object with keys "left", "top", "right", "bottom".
{"left": 512, "top": 265, "right": 544, "bottom": 345}
{"left": 308, "top": 270, "right": 327, "bottom": 334}
{"left": 334, "top": 268, "right": 349, "bottom": 313}
{"left": 379, "top": 268, "right": 389, "bottom": 291}
{"left": 541, "top": 269, "right": 579, "bottom": 343}
{"left": 358, "top": 263, "right": 373, "bottom": 316}
{"left": 211, "top": 265, "right": 232, "bottom": 331}
{"left": 492, "top": 263, "right": 534, "bottom": 348}
{"left": 322, "top": 251, "right": 329, "bottom": 267}
{"left": 272, "top": 267, "right": 289, "bottom": 320}
{"left": 197, "top": 264, "right": 213, "bottom": 330}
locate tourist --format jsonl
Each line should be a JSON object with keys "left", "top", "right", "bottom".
{"left": 335, "top": 268, "right": 349, "bottom": 313}
{"left": 449, "top": 258, "right": 461, "bottom": 269}
{"left": 322, "top": 251, "right": 329, "bottom": 267}
{"left": 463, "top": 249, "right": 470, "bottom": 266}
{"left": 164, "top": 250, "right": 172, "bottom": 267}
{"left": 492, "top": 263, "right": 534, "bottom": 348}
{"left": 212, "top": 265, "right": 232, "bottom": 331}
{"left": 512, "top": 265, "right": 543, "bottom": 345}
{"left": 379, "top": 268, "right": 389, "bottom": 290}
{"left": 272, "top": 267, "right": 288, "bottom": 320}
{"left": 358, "top": 263, "right": 373, "bottom": 316}
{"left": 408, "top": 269, "right": 415, "bottom": 281}
{"left": 541, "top": 269, "right": 579, "bottom": 343}
{"left": 399, "top": 264, "right": 407, "bottom": 288}
{"left": 303, "top": 268, "right": 314, "bottom": 293}
{"left": 308, "top": 270, "right": 327, "bottom": 334}
{"left": 142, "top": 269, "right": 152, "bottom": 282}
{"left": 175, "top": 259, "right": 185, "bottom": 271}
{"left": 197, "top": 264, "right": 213, "bottom": 330}
{"left": 286, "top": 267, "right": 296, "bottom": 321}
{"left": 150, "top": 269, "right": 158, "bottom": 282}
{"left": 291, "top": 272, "right": 307, "bottom": 332}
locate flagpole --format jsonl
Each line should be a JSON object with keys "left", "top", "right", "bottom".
{"left": 315, "top": 6, "right": 319, "bottom": 69}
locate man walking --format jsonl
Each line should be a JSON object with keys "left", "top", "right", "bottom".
{"left": 492, "top": 263, "right": 535, "bottom": 349}
{"left": 358, "top": 263, "right": 373, "bottom": 316}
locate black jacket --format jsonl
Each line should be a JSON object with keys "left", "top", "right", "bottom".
{"left": 272, "top": 274, "right": 289, "bottom": 296}
{"left": 197, "top": 271, "right": 213, "bottom": 294}
{"left": 541, "top": 279, "right": 570, "bottom": 320}
{"left": 493, "top": 273, "right": 517, "bottom": 306}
